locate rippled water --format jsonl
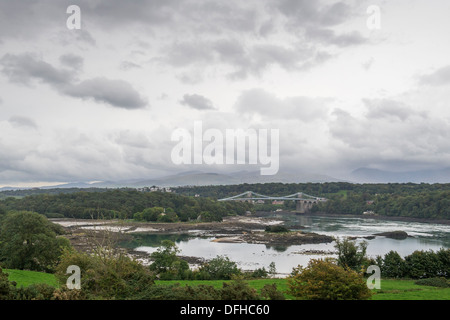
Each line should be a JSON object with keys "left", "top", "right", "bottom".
{"left": 130, "top": 214, "right": 450, "bottom": 276}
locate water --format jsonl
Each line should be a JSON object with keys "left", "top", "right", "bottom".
{"left": 129, "top": 214, "right": 450, "bottom": 276}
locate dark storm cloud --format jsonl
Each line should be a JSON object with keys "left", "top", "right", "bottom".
{"left": 0, "top": 53, "right": 147, "bottom": 109}
{"left": 180, "top": 94, "right": 215, "bottom": 110}
{"left": 0, "top": 0, "right": 366, "bottom": 82}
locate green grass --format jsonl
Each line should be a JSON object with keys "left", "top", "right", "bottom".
{"left": 4, "top": 269, "right": 59, "bottom": 288}
{"left": 156, "top": 278, "right": 294, "bottom": 299}
{"left": 156, "top": 278, "right": 450, "bottom": 300}
{"left": 3, "top": 269, "right": 449, "bottom": 300}
{"left": 371, "top": 279, "right": 450, "bottom": 300}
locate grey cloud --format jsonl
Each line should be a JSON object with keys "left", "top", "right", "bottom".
{"left": 274, "top": 0, "right": 351, "bottom": 26}
{"left": 166, "top": 39, "right": 329, "bottom": 80}
{"left": 9, "top": 116, "right": 38, "bottom": 129}
{"left": 305, "top": 28, "right": 367, "bottom": 47}
{"left": 0, "top": 53, "right": 147, "bottom": 109}
{"left": 419, "top": 65, "right": 450, "bottom": 86}
{"left": 164, "top": 41, "right": 215, "bottom": 67}
{"left": 364, "top": 99, "right": 417, "bottom": 122}
{"left": 55, "top": 29, "right": 97, "bottom": 47}
{"left": 63, "top": 77, "right": 148, "bottom": 109}
{"left": 59, "top": 54, "right": 84, "bottom": 70}
{"left": 274, "top": 0, "right": 367, "bottom": 47}
{"left": 235, "top": 88, "right": 330, "bottom": 120}
{"left": 180, "top": 94, "right": 215, "bottom": 110}
{"left": 0, "top": 53, "right": 73, "bottom": 86}
{"left": 329, "top": 106, "right": 450, "bottom": 162}
{"left": 120, "top": 61, "right": 142, "bottom": 71}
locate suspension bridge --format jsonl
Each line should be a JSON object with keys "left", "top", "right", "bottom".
{"left": 218, "top": 191, "right": 327, "bottom": 213}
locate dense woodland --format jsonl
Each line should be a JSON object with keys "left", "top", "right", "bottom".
{"left": 0, "top": 189, "right": 252, "bottom": 222}
{"left": 0, "top": 182, "right": 449, "bottom": 220}
{"left": 176, "top": 182, "right": 450, "bottom": 220}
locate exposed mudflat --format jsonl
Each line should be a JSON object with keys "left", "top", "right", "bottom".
{"left": 52, "top": 215, "right": 333, "bottom": 255}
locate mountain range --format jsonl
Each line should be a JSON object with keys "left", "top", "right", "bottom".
{"left": 1, "top": 167, "right": 449, "bottom": 191}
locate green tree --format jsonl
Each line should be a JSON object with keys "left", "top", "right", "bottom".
{"left": 149, "top": 240, "right": 190, "bottom": 279}
{"left": 382, "top": 251, "right": 406, "bottom": 278}
{"left": 198, "top": 255, "right": 241, "bottom": 280}
{"left": 55, "top": 247, "right": 154, "bottom": 299}
{"left": 334, "top": 237, "right": 369, "bottom": 272}
{"left": 0, "top": 211, "right": 71, "bottom": 272}
{"left": 0, "top": 268, "right": 13, "bottom": 300}
{"left": 287, "top": 258, "right": 372, "bottom": 300}
{"left": 405, "top": 250, "right": 443, "bottom": 279}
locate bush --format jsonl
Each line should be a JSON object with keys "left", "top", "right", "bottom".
{"left": 261, "top": 283, "right": 285, "bottom": 300}
{"left": 13, "top": 283, "right": 56, "bottom": 300}
{"left": 198, "top": 255, "right": 241, "bottom": 280}
{"left": 0, "top": 268, "right": 13, "bottom": 300}
{"left": 405, "top": 250, "right": 443, "bottom": 279}
{"left": 247, "top": 267, "right": 269, "bottom": 279}
{"left": 415, "top": 277, "right": 450, "bottom": 288}
{"left": 0, "top": 211, "right": 72, "bottom": 272}
{"left": 287, "top": 258, "right": 372, "bottom": 300}
{"left": 55, "top": 247, "right": 155, "bottom": 300}
{"left": 381, "top": 250, "right": 407, "bottom": 278}
{"left": 334, "top": 237, "right": 369, "bottom": 272}
{"left": 220, "top": 276, "right": 260, "bottom": 300}
{"left": 264, "top": 225, "right": 289, "bottom": 233}
{"left": 149, "top": 240, "right": 191, "bottom": 280}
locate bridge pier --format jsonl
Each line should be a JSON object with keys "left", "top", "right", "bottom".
{"left": 295, "top": 200, "right": 317, "bottom": 213}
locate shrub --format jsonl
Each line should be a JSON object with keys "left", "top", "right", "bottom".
{"left": 149, "top": 240, "right": 191, "bottom": 280}
{"left": 55, "top": 247, "right": 155, "bottom": 300}
{"left": 247, "top": 267, "right": 268, "bottom": 279}
{"left": 334, "top": 237, "right": 369, "bottom": 272}
{"left": 261, "top": 283, "right": 285, "bottom": 300}
{"left": 198, "top": 255, "right": 241, "bottom": 280}
{"left": 264, "top": 225, "right": 289, "bottom": 233}
{"left": 287, "top": 258, "right": 372, "bottom": 300}
{"left": 415, "top": 277, "right": 450, "bottom": 288}
{"left": 405, "top": 250, "right": 442, "bottom": 279}
{"left": 0, "top": 211, "right": 72, "bottom": 272}
{"left": 382, "top": 250, "right": 407, "bottom": 278}
{"left": 13, "top": 283, "right": 56, "bottom": 300}
{"left": 220, "top": 276, "right": 260, "bottom": 300}
{"left": 0, "top": 268, "right": 13, "bottom": 300}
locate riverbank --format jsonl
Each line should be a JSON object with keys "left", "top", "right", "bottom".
{"left": 254, "top": 210, "right": 450, "bottom": 225}
{"left": 53, "top": 215, "right": 333, "bottom": 253}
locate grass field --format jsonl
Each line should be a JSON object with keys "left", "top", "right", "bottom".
{"left": 156, "top": 278, "right": 450, "bottom": 300}
{"left": 4, "top": 269, "right": 59, "bottom": 288}
{"left": 4, "top": 269, "right": 449, "bottom": 300}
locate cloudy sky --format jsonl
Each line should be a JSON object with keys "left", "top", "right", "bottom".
{"left": 1, "top": 0, "right": 450, "bottom": 186}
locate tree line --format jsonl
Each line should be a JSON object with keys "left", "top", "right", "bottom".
{"left": 0, "top": 189, "right": 253, "bottom": 222}
{"left": 1, "top": 182, "right": 449, "bottom": 220}
{"left": 176, "top": 182, "right": 450, "bottom": 220}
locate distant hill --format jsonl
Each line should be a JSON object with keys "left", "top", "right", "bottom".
{"left": 350, "top": 167, "right": 450, "bottom": 183}
{"left": 0, "top": 170, "right": 341, "bottom": 190}
{"left": 84, "top": 170, "right": 343, "bottom": 188}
